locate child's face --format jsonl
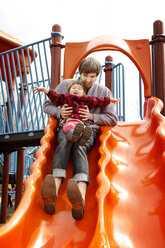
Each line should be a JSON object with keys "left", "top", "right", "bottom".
{"left": 69, "top": 84, "right": 84, "bottom": 96}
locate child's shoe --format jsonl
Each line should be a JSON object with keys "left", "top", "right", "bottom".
{"left": 71, "top": 122, "right": 84, "bottom": 143}
{"left": 78, "top": 126, "right": 92, "bottom": 146}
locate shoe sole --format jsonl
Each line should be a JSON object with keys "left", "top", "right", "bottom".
{"left": 67, "top": 179, "right": 84, "bottom": 220}
{"left": 78, "top": 126, "right": 92, "bottom": 146}
{"left": 71, "top": 122, "right": 84, "bottom": 143}
{"left": 41, "top": 174, "right": 57, "bottom": 215}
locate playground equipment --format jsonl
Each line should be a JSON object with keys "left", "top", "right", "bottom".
{"left": 0, "top": 20, "right": 165, "bottom": 247}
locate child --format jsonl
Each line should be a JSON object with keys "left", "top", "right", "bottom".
{"left": 34, "top": 80, "right": 119, "bottom": 146}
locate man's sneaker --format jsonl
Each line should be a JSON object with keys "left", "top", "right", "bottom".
{"left": 41, "top": 174, "right": 57, "bottom": 215}
{"left": 78, "top": 126, "right": 92, "bottom": 146}
{"left": 71, "top": 122, "right": 84, "bottom": 143}
{"left": 67, "top": 179, "right": 85, "bottom": 220}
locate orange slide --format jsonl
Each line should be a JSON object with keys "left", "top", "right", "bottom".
{"left": 0, "top": 96, "right": 165, "bottom": 248}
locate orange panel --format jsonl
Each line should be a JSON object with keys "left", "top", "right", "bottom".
{"left": 63, "top": 35, "right": 152, "bottom": 98}
{"left": 0, "top": 30, "right": 37, "bottom": 88}
{"left": 0, "top": 97, "right": 165, "bottom": 247}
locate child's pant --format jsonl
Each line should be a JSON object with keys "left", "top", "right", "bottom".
{"left": 62, "top": 120, "right": 83, "bottom": 133}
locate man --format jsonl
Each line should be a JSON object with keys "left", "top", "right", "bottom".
{"left": 41, "top": 57, "right": 118, "bottom": 220}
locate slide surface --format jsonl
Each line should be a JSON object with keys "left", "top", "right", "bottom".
{"left": 0, "top": 97, "right": 165, "bottom": 247}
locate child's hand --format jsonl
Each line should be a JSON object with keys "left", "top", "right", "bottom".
{"left": 111, "top": 97, "right": 120, "bottom": 104}
{"left": 33, "top": 86, "right": 49, "bottom": 94}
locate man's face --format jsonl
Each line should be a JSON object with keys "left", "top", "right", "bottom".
{"left": 80, "top": 72, "right": 97, "bottom": 89}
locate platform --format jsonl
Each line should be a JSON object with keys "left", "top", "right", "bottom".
{"left": 0, "top": 130, "right": 44, "bottom": 153}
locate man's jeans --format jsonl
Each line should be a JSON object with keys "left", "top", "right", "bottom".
{"left": 52, "top": 128, "right": 97, "bottom": 184}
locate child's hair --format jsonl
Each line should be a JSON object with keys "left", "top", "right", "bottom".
{"left": 67, "top": 80, "right": 86, "bottom": 96}
{"left": 79, "top": 57, "right": 101, "bottom": 76}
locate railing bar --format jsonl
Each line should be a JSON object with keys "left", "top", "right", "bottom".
{"left": 151, "top": 45, "right": 155, "bottom": 96}
{"left": 15, "top": 50, "right": 29, "bottom": 130}
{"left": 31, "top": 45, "right": 45, "bottom": 128}
{"left": 0, "top": 100, "right": 5, "bottom": 133}
{"left": 20, "top": 48, "right": 35, "bottom": 130}
{"left": 121, "top": 64, "right": 125, "bottom": 121}
{"left": 49, "top": 39, "right": 51, "bottom": 55}
{"left": 43, "top": 41, "right": 51, "bottom": 89}
{"left": 11, "top": 52, "right": 24, "bottom": 131}
{"left": 139, "top": 74, "right": 143, "bottom": 120}
{"left": 1, "top": 55, "right": 14, "bottom": 132}
{"left": 37, "top": 43, "right": 46, "bottom": 127}
{"left": 24, "top": 78, "right": 49, "bottom": 86}
{"left": 0, "top": 70, "right": 7, "bottom": 133}
{"left": 26, "top": 47, "right": 40, "bottom": 129}
{"left": 115, "top": 67, "right": 119, "bottom": 117}
{"left": 118, "top": 66, "right": 121, "bottom": 121}
{"left": 6, "top": 53, "right": 19, "bottom": 131}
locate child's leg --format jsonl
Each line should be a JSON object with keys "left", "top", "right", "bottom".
{"left": 71, "top": 122, "right": 84, "bottom": 143}
{"left": 63, "top": 120, "right": 84, "bottom": 142}
{"left": 78, "top": 126, "right": 93, "bottom": 146}
{"left": 63, "top": 121, "right": 77, "bottom": 133}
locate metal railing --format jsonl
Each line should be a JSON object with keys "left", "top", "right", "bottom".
{"left": 0, "top": 37, "right": 52, "bottom": 135}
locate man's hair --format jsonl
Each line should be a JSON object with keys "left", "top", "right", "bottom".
{"left": 79, "top": 57, "right": 101, "bottom": 76}
{"left": 67, "top": 80, "right": 86, "bottom": 96}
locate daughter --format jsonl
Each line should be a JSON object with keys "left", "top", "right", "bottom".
{"left": 34, "top": 80, "right": 119, "bottom": 146}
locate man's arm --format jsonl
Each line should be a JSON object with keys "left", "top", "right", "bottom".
{"left": 93, "top": 103, "right": 118, "bottom": 127}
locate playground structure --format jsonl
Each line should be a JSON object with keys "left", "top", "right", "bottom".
{"left": 0, "top": 20, "right": 165, "bottom": 247}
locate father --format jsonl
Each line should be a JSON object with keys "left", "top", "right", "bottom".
{"left": 41, "top": 57, "right": 118, "bottom": 220}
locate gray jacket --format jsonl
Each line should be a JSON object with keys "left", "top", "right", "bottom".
{"left": 43, "top": 79, "right": 118, "bottom": 132}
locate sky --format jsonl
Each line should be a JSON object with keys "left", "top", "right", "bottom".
{"left": 1, "top": 0, "right": 164, "bottom": 44}
{"left": 1, "top": 0, "right": 165, "bottom": 120}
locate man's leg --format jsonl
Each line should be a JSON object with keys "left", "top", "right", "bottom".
{"left": 67, "top": 130, "right": 97, "bottom": 219}
{"left": 41, "top": 128, "right": 73, "bottom": 214}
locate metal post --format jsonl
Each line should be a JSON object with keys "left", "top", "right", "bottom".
{"left": 151, "top": 20, "right": 165, "bottom": 115}
{"left": 14, "top": 71, "right": 26, "bottom": 209}
{"left": 50, "top": 24, "right": 64, "bottom": 89}
{"left": 104, "top": 55, "right": 113, "bottom": 91}
{"left": 0, "top": 78, "right": 13, "bottom": 223}
{"left": 15, "top": 148, "right": 25, "bottom": 209}
{"left": 1, "top": 153, "right": 10, "bottom": 223}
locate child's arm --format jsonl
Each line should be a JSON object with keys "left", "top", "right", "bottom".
{"left": 79, "top": 95, "right": 120, "bottom": 108}
{"left": 34, "top": 87, "right": 65, "bottom": 105}
{"left": 110, "top": 97, "right": 120, "bottom": 104}
{"left": 34, "top": 86, "right": 49, "bottom": 95}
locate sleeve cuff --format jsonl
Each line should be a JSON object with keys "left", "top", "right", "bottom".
{"left": 56, "top": 107, "right": 61, "bottom": 119}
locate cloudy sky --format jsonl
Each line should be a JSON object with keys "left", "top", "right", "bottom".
{"left": 1, "top": 0, "right": 164, "bottom": 43}
{"left": 1, "top": 0, "right": 165, "bottom": 120}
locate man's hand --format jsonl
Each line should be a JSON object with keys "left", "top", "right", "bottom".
{"left": 61, "top": 104, "right": 73, "bottom": 119}
{"left": 79, "top": 105, "right": 94, "bottom": 121}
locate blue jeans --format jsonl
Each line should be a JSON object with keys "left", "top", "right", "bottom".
{"left": 51, "top": 128, "right": 97, "bottom": 184}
